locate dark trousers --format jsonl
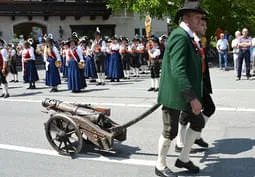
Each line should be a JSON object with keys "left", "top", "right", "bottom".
{"left": 162, "top": 107, "right": 205, "bottom": 140}
{"left": 237, "top": 50, "right": 250, "bottom": 78}
{"left": 94, "top": 54, "right": 105, "bottom": 73}
{"left": 0, "top": 70, "right": 7, "bottom": 84}
{"left": 179, "top": 94, "right": 215, "bottom": 128}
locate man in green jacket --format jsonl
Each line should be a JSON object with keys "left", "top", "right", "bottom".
{"left": 155, "top": 1, "right": 208, "bottom": 177}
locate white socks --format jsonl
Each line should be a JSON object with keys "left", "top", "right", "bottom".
{"left": 15, "top": 74, "right": 18, "bottom": 81}
{"left": 2, "top": 83, "right": 8, "bottom": 95}
{"left": 135, "top": 68, "right": 139, "bottom": 76}
{"left": 179, "top": 128, "right": 199, "bottom": 162}
{"left": 101, "top": 73, "right": 105, "bottom": 83}
{"left": 156, "top": 135, "right": 171, "bottom": 170}
{"left": 125, "top": 70, "right": 130, "bottom": 78}
{"left": 155, "top": 78, "right": 159, "bottom": 89}
{"left": 176, "top": 123, "right": 187, "bottom": 148}
{"left": 151, "top": 79, "right": 155, "bottom": 88}
{"left": 97, "top": 73, "right": 105, "bottom": 83}
{"left": 151, "top": 78, "right": 159, "bottom": 89}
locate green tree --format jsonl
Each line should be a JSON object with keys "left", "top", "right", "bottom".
{"left": 107, "top": 0, "right": 255, "bottom": 37}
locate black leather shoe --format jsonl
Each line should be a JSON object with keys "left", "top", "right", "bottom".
{"left": 147, "top": 87, "right": 154, "bottom": 91}
{"left": 195, "top": 138, "right": 208, "bottom": 148}
{"left": 96, "top": 82, "right": 102, "bottom": 86}
{"left": 0, "top": 93, "right": 4, "bottom": 97}
{"left": 175, "top": 145, "right": 182, "bottom": 153}
{"left": 4, "top": 93, "right": 9, "bottom": 98}
{"left": 50, "top": 88, "right": 58, "bottom": 92}
{"left": 154, "top": 88, "right": 159, "bottom": 92}
{"left": 155, "top": 167, "right": 177, "bottom": 177}
{"left": 175, "top": 159, "right": 199, "bottom": 173}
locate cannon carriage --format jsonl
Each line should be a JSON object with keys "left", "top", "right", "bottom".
{"left": 42, "top": 98, "right": 160, "bottom": 156}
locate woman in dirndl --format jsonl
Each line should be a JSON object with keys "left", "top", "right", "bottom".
{"left": 66, "top": 37, "right": 86, "bottom": 92}
{"left": 44, "top": 38, "right": 61, "bottom": 92}
{"left": 21, "top": 41, "right": 39, "bottom": 89}
{"left": 108, "top": 36, "right": 124, "bottom": 82}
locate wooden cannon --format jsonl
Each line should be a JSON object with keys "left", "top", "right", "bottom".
{"left": 42, "top": 98, "right": 160, "bottom": 155}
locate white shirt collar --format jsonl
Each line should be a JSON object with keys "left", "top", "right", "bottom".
{"left": 179, "top": 22, "right": 194, "bottom": 38}
{"left": 193, "top": 33, "right": 201, "bottom": 48}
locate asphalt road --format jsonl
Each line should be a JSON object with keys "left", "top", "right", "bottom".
{"left": 0, "top": 68, "right": 254, "bottom": 177}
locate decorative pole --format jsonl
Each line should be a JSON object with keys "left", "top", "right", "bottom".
{"left": 145, "top": 15, "right": 152, "bottom": 39}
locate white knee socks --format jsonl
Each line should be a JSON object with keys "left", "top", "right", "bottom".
{"left": 156, "top": 135, "right": 171, "bottom": 170}
{"left": 176, "top": 123, "right": 187, "bottom": 148}
{"left": 179, "top": 128, "right": 199, "bottom": 162}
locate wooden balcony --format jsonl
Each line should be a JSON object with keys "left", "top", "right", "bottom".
{"left": 0, "top": 0, "right": 112, "bottom": 20}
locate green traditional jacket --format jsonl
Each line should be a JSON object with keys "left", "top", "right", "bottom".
{"left": 157, "top": 27, "right": 203, "bottom": 112}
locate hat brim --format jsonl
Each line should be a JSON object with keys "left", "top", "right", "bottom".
{"left": 174, "top": 8, "right": 208, "bottom": 24}
{"left": 0, "top": 39, "right": 5, "bottom": 44}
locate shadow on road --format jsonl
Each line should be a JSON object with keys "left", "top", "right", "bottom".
{"left": 176, "top": 138, "right": 255, "bottom": 177}
{"left": 11, "top": 91, "right": 42, "bottom": 97}
{"left": 77, "top": 141, "right": 141, "bottom": 159}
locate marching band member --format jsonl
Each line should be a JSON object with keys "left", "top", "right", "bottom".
{"left": 0, "top": 39, "right": 10, "bottom": 98}
{"left": 7, "top": 43, "right": 18, "bottom": 83}
{"left": 120, "top": 37, "right": 131, "bottom": 79}
{"left": 128, "top": 37, "right": 140, "bottom": 77}
{"left": 84, "top": 44, "right": 98, "bottom": 82}
{"left": 104, "top": 37, "right": 112, "bottom": 78}
{"left": 137, "top": 38, "right": 145, "bottom": 73}
{"left": 92, "top": 28, "right": 106, "bottom": 85}
{"left": 66, "top": 35, "right": 86, "bottom": 92}
{"left": 60, "top": 40, "right": 69, "bottom": 79}
{"left": 147, "top": 37, "right": 161, "bottom": 92}
{"left": 44, "top": 37, "right": 61, "bottom": 92}
{"left": 108, "top": 36, "right": 123, "bottom": 82}
{"left": 21, "top": 41, "right": 39, "bottom": 89}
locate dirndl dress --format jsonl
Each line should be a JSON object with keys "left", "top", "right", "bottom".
{"left": 45, "top": 57, "right": 61, "bottom": 86}
{"left": 84, "top": 56, "right": 97, "bottom": 79}
{"left": 108, "top": 52, "right": 124, "bottom": 79}
{"left": 23, "top": 60, "right": 39, "bottom": 83}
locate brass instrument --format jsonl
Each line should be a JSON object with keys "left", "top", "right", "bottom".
{"left": 78, "top": 61, "right": 85, "bottom": 69}
{"left": 55, "top": 60, "right": 62, "bottom": 68}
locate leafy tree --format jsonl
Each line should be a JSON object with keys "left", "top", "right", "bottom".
{"left": 106, "top": 0, "right": 255, "bottom": 37}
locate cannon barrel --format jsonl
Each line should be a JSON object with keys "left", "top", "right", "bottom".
{"left": 42, "top": 98, "right": 101, "bottom": 123}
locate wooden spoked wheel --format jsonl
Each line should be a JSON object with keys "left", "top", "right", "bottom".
{"left": 45, "top": 114, "right": 83, "bottom": 155}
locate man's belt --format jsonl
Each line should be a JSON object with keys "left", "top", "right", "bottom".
{"left": 239, "top": 48, "right": 249, "bottom": 51}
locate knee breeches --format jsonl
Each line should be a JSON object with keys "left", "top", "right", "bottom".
{"left": 178, "top": 111, "right": 205, "bottom": 132}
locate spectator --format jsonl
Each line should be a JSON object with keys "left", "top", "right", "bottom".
{"left": 236, "top": 28, "right": 252, "bottom": 80}
{"left": 231, "top": 31, "right": 241, "bottom": 75}
{"left": 251, "top": 37, "right": 255, "bottom": 75}
{"left": 216, "top": 33, "right": 230, "bottom": 70}
{"left": 215, "top": 27, "right": 223, "bottom": 40}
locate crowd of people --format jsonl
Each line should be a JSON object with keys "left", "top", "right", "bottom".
{"left": 0, "top": 28, "right": 168, "bottom": 98}
{"left": 216, "top": 27, "right": 255, "bottom": 80}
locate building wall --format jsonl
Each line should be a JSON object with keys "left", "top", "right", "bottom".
{"left": 0, "top": 14, "right": 167, "bottom": 42}
{"left": 134, "top": 16, "right": 168, "bottom": 37}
